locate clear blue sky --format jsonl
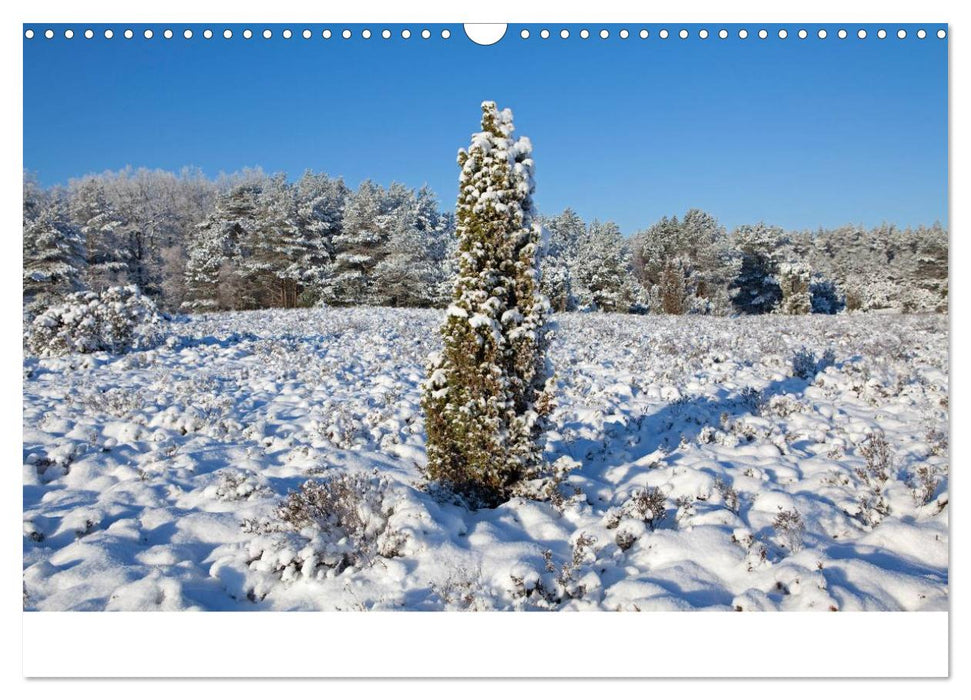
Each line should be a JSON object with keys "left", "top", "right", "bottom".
{"left": 23, "top": 24, "right": 948, "bottom": 234}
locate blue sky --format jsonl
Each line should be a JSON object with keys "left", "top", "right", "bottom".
{"left": 23, "top": 24, "right": 948, "bottom": 234}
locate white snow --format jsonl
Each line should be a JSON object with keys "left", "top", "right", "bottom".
{"left": 23, "top": 307, "right": 948, "bottom": 611}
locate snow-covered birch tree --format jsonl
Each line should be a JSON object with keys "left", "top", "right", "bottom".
{"left": 421, "top": 101, "right": 555, "bottom": 507}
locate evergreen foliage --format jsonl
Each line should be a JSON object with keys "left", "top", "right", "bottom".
{"left": 23, "top": 168, "right": 947, "bottom": 317}
{"left": 421, "top": 102, "right": 554, "bottom": 507}
{"left": 730, "top": 223, "right": 786, "bottom": 314}
{"left": 23, "top": 185, "right": 86, "bottom": 318}
{"left": 632, "top": 208, "right": 737, "bottom": 314}
{"left": 69, "top": 176, "right": 130, "bottom": 292}
{"left": 776, "top": 262, "right": 812, "bottom": 315}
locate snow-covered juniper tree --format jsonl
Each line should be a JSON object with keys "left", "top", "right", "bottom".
{"left": 421, "top": 102, "right": 555, "bottom": 507}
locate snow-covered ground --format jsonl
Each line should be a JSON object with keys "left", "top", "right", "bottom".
{"left": 23, "top": 308, "right": 948, "bottom": 611}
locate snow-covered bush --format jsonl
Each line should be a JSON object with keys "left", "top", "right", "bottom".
{"left": 791, "top": 346, "right": 836, "bottom": 379}
{"left": 539, "top": 533, "right": 598, "bottom": 604}
{"left": 854, "top": 432, "right": 894, "bottom": 526}
{"left": 909, "top": 465, "right": 942, "bottom": 507}
{"left": 206, "top": 470, "right": 271, "bottom": 502}
{"left": 431, "top": 564, "right": 493, "bottom": 611}
{"left": 244, "top": 470, "right": 407, "bottom": 581}
{"left": 512, "top": 455, "right": 581, "bottom": 512}
{"left": 772, "top": 508, "right": 806, "bottom": 553}
{"left": 715, "top": 478, "right": 741, "bottom": 514}
{"left": 605, "top": 486, "right": 668, "bottom": 531}
{"left": 25, "top": 285, "right": 165, "bottom": 357}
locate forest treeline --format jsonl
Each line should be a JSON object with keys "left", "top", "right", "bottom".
{"left": 22, "top": 167, "right": 948, "bottom": 317}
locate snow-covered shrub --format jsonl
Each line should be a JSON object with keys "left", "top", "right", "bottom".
{"left": 244, "top": 470, "right": 407, "bottom": 581}
{"left": 791, "top": 346, "right": 836, "bottom": 379}
{"left": 925, "top": 429, "right": 948, "bottom": 458}
{"left": 508, "top": 534, "right": 600, "bottom": 608}
{"left": 909, "top": 465, "right": 943, "bottom": 507}
{"left": 859, "top": 432, "right": 894, "bottom": 482}
{"left": 853, "top": 432, "right": 895, "bottom": 526}
{"left": 740, "top": 386, "right": 766, "bottom": 414}
{"left": 541, "top": 533, "right": 598, "bottom": 603}
{"left": 70, "top": 385, "right": 147, "bottom": 419}
{"left": 792, "top": 348, "right": 816, "bottom": 379}
{"left": 606, "top": 487, "right": 668, "bottom": 531}
{"left": 614, "top": 527, "right": 638, "bottom": 552}
{"left": 715, "top": 478, "right": 741, "bottom": 514}
{"left": 764, "top": 394, "right": 806, "bottom": 419}
{"left": 675, "top": 495, "right": 698, "bottom": 526}
{"left": 431, "top": 564, "right": 493, "bottom": 611}
{"left": 512, "top": 455, "right": 582, "bottom": 512}
{"left": 25, "top": 285, "right": 165, "bottom": 357}
{"left": 772, "top": 508, "right": 806, "bottom": 553}
{"left": 206, "top": 470, "right": 271, "bottom": 502}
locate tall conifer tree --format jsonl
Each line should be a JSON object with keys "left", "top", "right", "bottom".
{"left": 421, "top": 102, "right": 554, "bottom": 507}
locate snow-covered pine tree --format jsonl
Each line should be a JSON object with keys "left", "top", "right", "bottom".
{"left": 539, "top": 250, "right": 573, "bottom": 313}
{"left": 421, "top": 101, "right": 555, "bottom": 507}
{"left": 538, "top": 209, "right": 585, "bottom": 312}
{"left": 776, "top": 262, "right": 812, "bottom": 314}
{"left": 571, "top": 220, "right": 640, "bottom": 313}
{"left": 658, "top": 257, "right": 691, "bottom": 315}
{"left": 23, "top": 191, "right": 86, "bottom": 317}
{"left": 23, "top": 172, "right": 43, "bottom": 223}
{"left": 809, "top": 274, "right": 844, "bottom": 314}
{"left": 632, "top": 209, "right": 736, "bottom": 314}
{"left": 320, "top": 180, "right": 391, "bottom": 305}
{"left": 69, "top": 176, "right": 130, "bottom": 291}
{"left": 183, "top": 182, "right": 262, "bottom": 311}
{"left": 294, "top": 170, "right": 349, "bottom": 302}
{"left": 240, "top": 173, "right": 323, "bottom": 308}
{"left": 371, "top": 186, "right": 451, "bottom": 307}
{"left": 906, "top": 222, "right": 948, "bottom": 312}
{"left": 730, "top": 222, "right": 786, "bottom": 314}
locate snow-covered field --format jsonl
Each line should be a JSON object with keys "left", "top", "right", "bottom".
{"left": 23, "top": 307, "right": 949, "bottom": 611}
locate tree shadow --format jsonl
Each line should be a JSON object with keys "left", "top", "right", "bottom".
{"left": 571, "top": 375, "right": 816, "bottom": 480}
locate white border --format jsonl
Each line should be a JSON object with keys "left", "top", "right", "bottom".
{"left": 22, "top": 611, "right": 948, "bottom": 678}
{"left": 6, "top": 0, "right": 962, "bottom": 687}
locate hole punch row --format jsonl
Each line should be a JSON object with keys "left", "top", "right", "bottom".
{"left": 23, "top": 26, "right": 949, "bottom": 42}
